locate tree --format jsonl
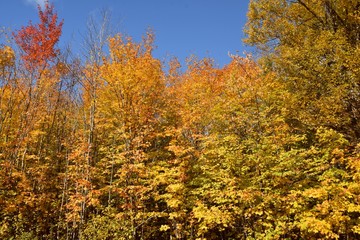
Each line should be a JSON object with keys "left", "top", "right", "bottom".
{"left": 80, "top": 32, "right": 170, "bottom": 239}
{"left": 245, "top": 0, "right": 360, "bottom": 141}
{"left": 0, "top": 2, "right": 77, "bottom": 239}
{"left": 244, "top": 1, "right": 360, "bottom": 238}
{"left": 14, "top": 0, "right": 63, "bottom": 72}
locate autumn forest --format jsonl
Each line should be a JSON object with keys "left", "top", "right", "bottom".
{"left": 0, "top": 0, "right": 360, "bottom": 239}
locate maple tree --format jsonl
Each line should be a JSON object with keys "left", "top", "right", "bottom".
{"left": 90, "top": 32, "right": 168, "bottom": 239}
{"left": 242, "top": 0, "right": 360, "bottom": 238}
{"left": 14, "top": 0, "right": 63, "bottom": 72}
{"left": 1, "top": 0, "right": 360, "bottom": 239}
{"left": 245, "top": 0, "right": 360, "bottom": 140}
{"left": 0, "top": 1, "right": 76, "bottom": 238}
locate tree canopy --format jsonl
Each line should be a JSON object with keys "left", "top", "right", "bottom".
{"left": 0, "top": 0, "right": 359, "bottom": 239}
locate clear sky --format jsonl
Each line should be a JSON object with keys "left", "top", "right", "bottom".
{"left": 1, "top": 0, "right": 251, "bottom": 67}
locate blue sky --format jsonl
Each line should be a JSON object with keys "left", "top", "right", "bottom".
{"left": 1, "top": 0, "right": 251, "bottom": 67}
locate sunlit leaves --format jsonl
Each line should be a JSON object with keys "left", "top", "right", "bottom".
{"left": 246, "top": 0, "right": 360, "bottom": 139}
{"left": 0, "top": 46, "right": 15, "bottom": 70}
{"left": 13, "top": 1, "right": 63, "bottom": 71}
{"left": 1, "top": 1, "right": 360, "bottom": 239}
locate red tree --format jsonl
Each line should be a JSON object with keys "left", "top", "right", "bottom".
{"left": 14, "top": 1, "right": 63, "bottom": 71}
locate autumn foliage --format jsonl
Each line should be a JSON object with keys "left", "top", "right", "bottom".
{"left": 13, "top": 1, "right": 63, "bottom": 71}
{"left": 0, "top": 0, "right": 360, "bottom": 239}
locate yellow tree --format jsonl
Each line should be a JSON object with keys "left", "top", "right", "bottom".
{"left": 61, "top": 12, "right": 111, "bottom": 238}
{"left": 165, "top": 57, "right": 225, "bottom": 238}
{"left": 245, "top": 0, "right": 360, "bottom": 140}
{"left": 0, "top": 2, "right": 79, "bottom": 238}
{"left": 80, "top": 32, "right": 169, "bottom": 239}
{"left": 244, "top": 0, "right": 360, "bottom": 238}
